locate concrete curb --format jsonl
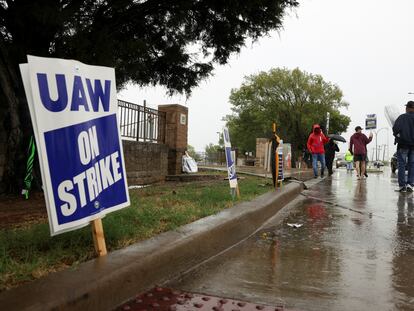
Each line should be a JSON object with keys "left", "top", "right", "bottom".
{"left": 199, "top": 166, "right": 314, "bottom": 181}
{"left": 0, "top": 183, "right": 304, "bottom": 311}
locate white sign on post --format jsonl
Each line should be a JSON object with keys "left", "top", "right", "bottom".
{"left": 365, "top": 114, "right": 377, "bottom": 130}
{"left": 20, "top": 55, "right": 130, "bottom": 235}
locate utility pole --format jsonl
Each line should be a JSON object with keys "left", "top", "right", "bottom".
{"left": 326, "top": 112, "right": 330, "bottom": 134}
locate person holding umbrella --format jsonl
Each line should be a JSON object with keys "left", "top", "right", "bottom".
{"left": 325, "top": 133, "right": 346, "bottom": 176}
{"left": 325, "top": 139, "right": 340, "bottom": 176}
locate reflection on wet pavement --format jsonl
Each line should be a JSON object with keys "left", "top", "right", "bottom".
{"left": 168, "top": 170, "right": 414, "bottom": 311}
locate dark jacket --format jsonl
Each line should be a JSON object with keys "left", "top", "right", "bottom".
{"left": 325, "top": 140, "right": 340, "bottom": 159}
{"left": 393, "top": 112, "right": 414, "bottom": 148}
{"left": 350, "top": 132, "right": 372, "bottom": 156}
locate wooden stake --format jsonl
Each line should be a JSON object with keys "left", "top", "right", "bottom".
{"left": 91, "top": 218, "right": 107, "bottom": 257}
{"left": 235, "top": 184, "right": 241, "bottom": 198}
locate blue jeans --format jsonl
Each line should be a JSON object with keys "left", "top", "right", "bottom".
{"left": 397, "top": 148, "right": 414, "bottom": 187}
{"left": 312, "top": 153, "right": 326, "bottom": 176}
{"left": 346, "top": 162, "right": 353, "bottom": 170}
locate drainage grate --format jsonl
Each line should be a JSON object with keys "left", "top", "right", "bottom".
{"left": 115, "top": 287, "right": 290, "bottom": 311}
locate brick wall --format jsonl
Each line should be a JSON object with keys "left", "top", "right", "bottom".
{"left": 119, "top": 103, "right": 189, "bottom": 183}
{"left": 0, "top": 103, "right": 187, "bottom": 189}
{"left": 122, "top": 140, "right": 169, "bottom": 185}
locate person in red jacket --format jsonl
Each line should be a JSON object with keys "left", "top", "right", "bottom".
{"left": 307, "top": 124, "right": 330, "bottom": 178}
{"left": 349, "top": 126, "right": 373, "bottom": 180}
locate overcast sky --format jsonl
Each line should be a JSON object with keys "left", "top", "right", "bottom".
{"left": 119, "top": 0, "right": 414, "bottom": 159}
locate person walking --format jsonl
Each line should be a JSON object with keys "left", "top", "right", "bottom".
{"left": 349, "top": 126, "right": 373, "bottom": 180}
{"left": 345, "top": 149, "right": 354, "bottom": 172}
{"left": 325, "top": 139, "right": 340, "bottom": 176}
{"left": 307, "top": 124, "right": 330, "bottom": 178}
{"left": 392, "top": 101, "right": 414, "bottom": 192}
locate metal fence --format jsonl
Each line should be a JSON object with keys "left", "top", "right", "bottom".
{"left": 118, "top": 100, "right": 166, "bottom": 143}
{"left": 197, "top": 150, "right": 226, "bottom": 165}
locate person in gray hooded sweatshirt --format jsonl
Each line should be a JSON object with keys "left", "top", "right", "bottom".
{"left": 393, "top": 101, "right": 414, "bottom": 192}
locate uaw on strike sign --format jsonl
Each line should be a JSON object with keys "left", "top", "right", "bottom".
{"left": 20, "top": 56, "right": 130, "bottom": 235}
{"left": 223, "top": 127, "right": 237, "bottom": 189}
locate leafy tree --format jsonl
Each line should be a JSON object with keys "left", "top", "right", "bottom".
{"left": 186, "top": 144, "right": 201, "bottom": 162}
{"left": 204, "top": 143, "right": 224, "bottom": 163}
{"left": 218, "top": 132, "right": 224, "bottom": 147}
{"left": 205, "top": 143, "right": 220, "bottom": 155}
{"left": 225, "top": 68, "right": 351, "bottom": 165}
{"left": 0, "top": 0, "right": 298, "bottom": 192}
{"left": 187, "top": 144, "right": 196, "bottom": 157}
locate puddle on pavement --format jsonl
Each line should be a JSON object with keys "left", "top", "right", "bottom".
{"left": 168, "top": 171, "right": 414, "bottom": 311}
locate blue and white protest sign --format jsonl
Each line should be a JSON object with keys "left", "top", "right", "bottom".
{"left": 20, "top": 55, "right": 130, "bottom": 235}
{"left": 277, "top": 143, "right": 284, "bottom": 182}
{"left": 223, "top": 127, "right": 238, "bottom": 189}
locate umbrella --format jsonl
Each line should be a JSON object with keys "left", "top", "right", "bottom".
{"left": 328, "top": 134, "right": 346, "bottom": 143}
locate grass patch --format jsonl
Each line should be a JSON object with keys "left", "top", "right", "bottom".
{"left": 0, "top": 174, "right": 273, "bottom": 291}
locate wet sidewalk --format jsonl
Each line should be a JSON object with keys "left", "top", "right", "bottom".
{"left": 168, "top": 169, "right": 414, "bottom": 311}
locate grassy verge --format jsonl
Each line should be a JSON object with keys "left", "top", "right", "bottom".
{"left": 0, "top": 173, "right": 273, "bottom": 291}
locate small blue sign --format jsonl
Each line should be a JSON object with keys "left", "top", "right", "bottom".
{"left": 223, "top": 127, "right": 238, "bottom": 188}
{"left": 225, "top": 147, "right": 237, "bottom": 181}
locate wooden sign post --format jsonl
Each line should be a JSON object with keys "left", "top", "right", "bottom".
{"left": 91, "top": 218, "right": 107, "bottom": 257}
{"left": 235, "top": 184, "right": 241, "bottom": 199}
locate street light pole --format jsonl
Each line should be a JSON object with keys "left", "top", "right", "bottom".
{"left": 326, "top": 111, "right": 330, "bottom": 134}
{"left": 374, "top": 127, "right": 389, "bottom": 162}
{"left": 216, "top": 131, "right": 221, "bottom": 144}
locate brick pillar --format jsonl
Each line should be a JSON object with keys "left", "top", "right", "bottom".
{"left": 158, "top": 104, "right": 188, "bottom": 175}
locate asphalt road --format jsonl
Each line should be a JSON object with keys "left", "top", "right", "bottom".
{"left": 168, "top": 169, "right": 414, "bottom": 311}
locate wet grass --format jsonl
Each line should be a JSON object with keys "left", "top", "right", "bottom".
{"left": 0, "top": 173, "right": 273, "bottom": 291}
